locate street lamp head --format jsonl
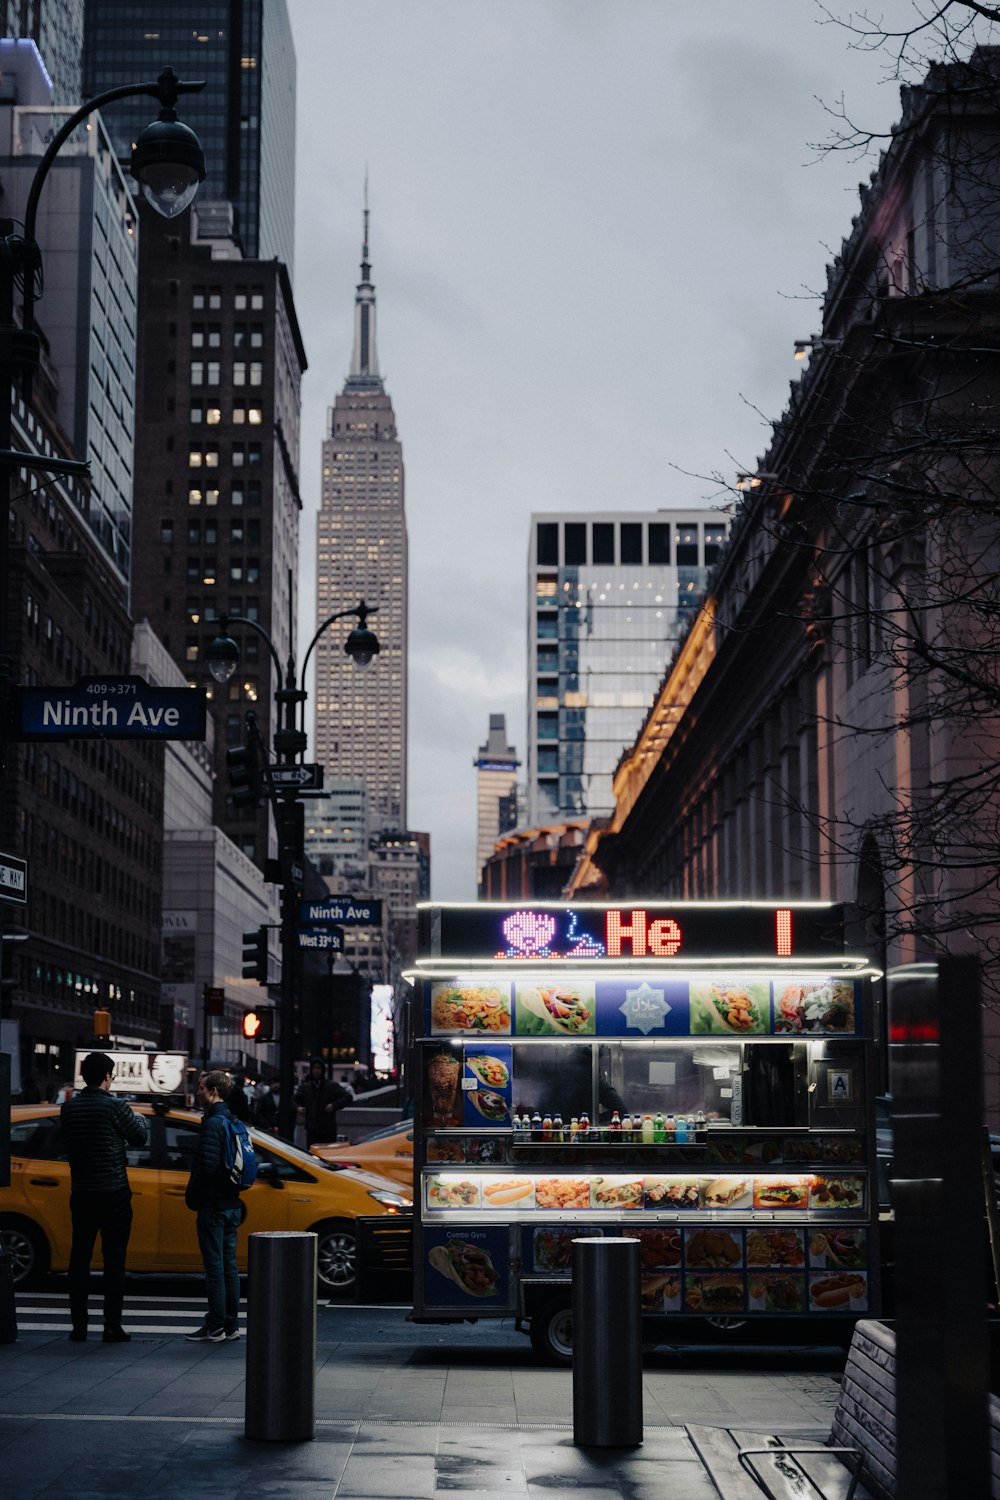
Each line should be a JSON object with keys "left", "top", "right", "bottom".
{"left": 344, "top": 602, "right": 380, "bottom": 670}
{"left": 206, "top": 630, "right": 240, "bottom": 684}
{"left": 130, "top": 76, "right": 206, "bottom": 218}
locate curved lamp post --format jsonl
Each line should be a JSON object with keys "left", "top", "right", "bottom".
{"left": 0, "top": 68, "right": 208, "bottom": 1020}
{"left": 206, "top": 574, "right": 380, "bottom": 1137}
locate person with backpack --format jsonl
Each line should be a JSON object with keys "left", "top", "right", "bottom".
{"left": 184, "top": 1070, "right": 255, "bottom": 1343}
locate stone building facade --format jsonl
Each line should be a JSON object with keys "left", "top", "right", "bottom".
{"left": 578, "top": 52, "right": 1000, "bottom": 1118}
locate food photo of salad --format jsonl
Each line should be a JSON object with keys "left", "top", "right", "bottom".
{"left": 774, "top": 979, "right": 856, "bottom": 1034}
{"left": 689, "top": 980, "right": 769, "bottom": 1035}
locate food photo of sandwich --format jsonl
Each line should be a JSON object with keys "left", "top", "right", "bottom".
{"left": 644, "top": 1177, "right": 703, "bottom": 1210}
{"left": 591, "top": 1176, "right": 645, "bottom": 1210}
{"left": 684, "top": 1273, "right": 745, "bottom": 1314}
{"left": 745, "top": 1229, "right": 805, "bottom": 1268}
{"left": 466, "top": 1088, "right": 510, "bottom": 1123}
{"left": 701, "top": 1176, "right": 752, "bottom": 1209}
{"left": 641, "top": 1271, "right": 681, "bottom": 1312}
{"left": 428, "top": 1239, "right": 499, "bottom": 1299}
{"left": 808, "top": 1272, "right": 868, "bottom": 1310}
{"left": 689, "top": 980, "right": 769, "bottom": 1035}
{"left": 809, "top": 1229, "right": 866, "bottom": 1270}
{"left": 481, "top": 1177, "right": 535, "bottom": 1209}
{"left": 752, "top": 1177, "right": 809, "bottom": 1210}
{"left": 515, "top": 983, "right": 596, "bottom": 1036}
{"left": 809, "top": 1176, "right": 864, "bottom": 1210}
{"left": 748, "top": 1273, "right": 806, "bottom": 1313}
{"left": 426, "top": 1175, "right": 482, "bottom": 1210}
{"left": 465, "top": 1054, "right": 510, "bottom": 1089}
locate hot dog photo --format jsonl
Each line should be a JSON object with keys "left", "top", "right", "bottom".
{"left": 809, "top": 1272, "right": 868, "bottom": 1310}
{"left": 482, "top": 1177, "right": 535, "bottom": 1209}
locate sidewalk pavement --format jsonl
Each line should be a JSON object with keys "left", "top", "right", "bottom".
{"left": 0, "top": 1327, "right": 841, "bottom": 1499}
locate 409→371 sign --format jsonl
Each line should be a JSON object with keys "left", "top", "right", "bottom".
{"left": 13, "top": 678, "right": 206, "bottom": 741}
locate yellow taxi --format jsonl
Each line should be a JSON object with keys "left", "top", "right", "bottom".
{"left": 310, "top": 1118, "right": 414, "bottom": 1190}
{"left": 1, "top": 1104, "right": 410, "bottom": 1294}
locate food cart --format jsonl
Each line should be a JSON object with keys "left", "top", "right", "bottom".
{"left": 410, "top": 900, "right": 881, "bottom": 1362}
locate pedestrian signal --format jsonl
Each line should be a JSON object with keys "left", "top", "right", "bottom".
{"left": 93, "top": 1008, "right": 111, "bottom": 1040}
{"left": 242, "top": 1008, "right": 274, "bottom": 1042}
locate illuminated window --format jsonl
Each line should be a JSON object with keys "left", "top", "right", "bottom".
{"left": 206, "top": 407, "right": 221, "bottom": 426}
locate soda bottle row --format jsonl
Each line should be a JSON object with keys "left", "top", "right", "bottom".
{"left": 511, "top": 1108, "right": 706, "bottom": 1143}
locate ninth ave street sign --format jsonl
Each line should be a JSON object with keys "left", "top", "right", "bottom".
{"left": 300, "top": 897, "right": 382, "bottom": 926}
{"left": 13, "top": 678, "right": 206, "bottom": 740}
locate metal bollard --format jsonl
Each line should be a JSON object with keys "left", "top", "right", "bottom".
{"left": 572, "top": 1236, "right": 642, "bottom": 1448}
{"left": 244, "top": 1231, "right": 317, "bottom": 1441}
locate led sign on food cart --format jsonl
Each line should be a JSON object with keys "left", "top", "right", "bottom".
{"left": 419, "top": 903, "right": 845, "bottom": 964}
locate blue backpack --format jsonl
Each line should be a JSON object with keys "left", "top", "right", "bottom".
{"left": 221, "top": 1115, "right": 258, "bottom": 1190}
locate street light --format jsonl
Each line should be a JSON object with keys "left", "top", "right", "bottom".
{"left": 0, "top": 66, "right": 208, "bottom": 822}
{"left": 206, "top": 569, "right": 380, "bottom": 1138}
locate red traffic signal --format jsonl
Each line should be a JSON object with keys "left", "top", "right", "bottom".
{"left": 242, "top": 1008, "right": 274, "bottom": 1042}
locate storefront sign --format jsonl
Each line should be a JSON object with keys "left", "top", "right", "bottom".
{"left": 420, "top": 903, "right": 846, "bottom": 964}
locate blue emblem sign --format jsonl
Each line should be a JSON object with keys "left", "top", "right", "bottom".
{"left": 14, "top": 678, "right": 206, "bottom": 740}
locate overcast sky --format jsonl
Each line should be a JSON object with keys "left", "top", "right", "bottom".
{"left": 286, "top": 0, "right": 927, "bottom": 900}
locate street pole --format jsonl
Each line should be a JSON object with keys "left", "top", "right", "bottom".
{"left": 207, "top": 571, "right": 379, "bottom": 1143}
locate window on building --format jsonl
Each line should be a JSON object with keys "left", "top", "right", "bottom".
{"left": 537, "top": 522, "right": 558, "bottom": 566}
{"left": 249, "top": 362, "right": 262, "bottom": 386}
{"left": 190, "top": 362, "right": 203, "bottom": 386}
{"left": 675, "top": 526, "right": 699, "bottom": 565}
{"left": 160, "top": 521, "right": 173, "bottom": 544}
{"left": 190, "top": 404, "right": 203, "bottom": 424}
{"left": 592, "top": 522, "right": 614, "bottom": 564}
{"left": 649, "top": 522, "right": 671, "bottom": 566}
{"left": 704, "top": 527, "right": 727, "bottom": 565}
{"left": 187, "top": 521, "right": 201, "bottom": 545}
{"left": 620, "top": 522, "right": 643, "bottom": 565}
{"left": 564, "top": 522, "right": 586, "bottom": 566}
{"left": 206, "top": 362, "right": 220, "bottom": 386}
{"left": 233, "top": 361, "right": 246, "bottom": 386}
{"left": 206, "top": 407, "right": 221, "bottom": 426}
{"left": 208, "top": 287, "right": 221, "bottom": 310}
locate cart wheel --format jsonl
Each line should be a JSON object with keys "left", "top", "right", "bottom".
{"left": 704, "top": 1315, "right": 748, "bottom": 1335}
{"left": 529, "top": 1294, "right": 573, "bottom": 1365}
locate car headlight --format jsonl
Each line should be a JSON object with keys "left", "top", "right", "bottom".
{"left": 367, "top": 1189, "right": 412, "bottom": 1211}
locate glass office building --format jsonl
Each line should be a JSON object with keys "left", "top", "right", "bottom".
{"left": 527, "top": 511, "right": 729, "bottom": 825}
{"left": 82, "top": 0, "right": 296, "bottom": 273}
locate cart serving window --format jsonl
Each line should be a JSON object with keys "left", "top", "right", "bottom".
{"left": 408, "top": 901, "right": 881, "bottom": 1362}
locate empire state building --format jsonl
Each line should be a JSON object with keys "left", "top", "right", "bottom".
{"left": 313, "top": 215, "right": 408, "bottom": 829}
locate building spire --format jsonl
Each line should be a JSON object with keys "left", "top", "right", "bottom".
{"left": 348, "top": 173, "right": 381, "bottom": 388}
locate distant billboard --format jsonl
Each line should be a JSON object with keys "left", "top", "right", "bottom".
{"left": 370, "top": 984, "right": 394, "bottom": 1074}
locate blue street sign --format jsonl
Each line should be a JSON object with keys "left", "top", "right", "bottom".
{"left": 299, "top": 897, "right": 382, "bottom": 926}
{"left": 297, "top": 926, "right": 345, "bottom": 952}
{"left": 13, "top": 678, "right": 206, "bottom": 740}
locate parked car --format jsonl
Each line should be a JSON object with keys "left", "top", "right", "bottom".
{"left": 0, "top": 1104, "right": 411, "bottom": 1294}
{"left": 310, "top": 1119, "right": 414, "bottom": 1191}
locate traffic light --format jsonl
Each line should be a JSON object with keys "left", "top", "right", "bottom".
{"left": 241, "top": 926, "right": 269, "bottom": 984}
{"left": 227, "top": 742, "right": 262, "bottom": 808}
{"left": 242, "top": 1008, "right": 274, "bottom": 1042}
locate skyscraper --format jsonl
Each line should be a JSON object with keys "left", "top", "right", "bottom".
{"left": 474, "top": 714, "right": 519, "bottom": 891}
{"left": 82, "top": 0, "right": 296, "bottom": 272}
{"left": 527, "top": 510, "right": 729, "bottom": 825}
{"left": 0, "top": 40, "right": 138, "bottom": 581}
{"left": 1, "top": 0, "right": 83, "bottom": 103}
{"left": 314, "top": 211, "right": 408, "bottom": 831}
